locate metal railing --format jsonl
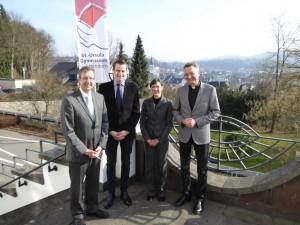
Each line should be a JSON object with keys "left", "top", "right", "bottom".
{"left": 1, "top": 111, "right": 299, "bottom": 189}
{"left": 0, "top": 140, "right": 65, "bottom": 195}
{"left": 0, "top": 111, "right": 65, "bottom": 196}
{"left": 0, "top": 150, "right": 65, "bottom": 194}
{"left": 170, "top": 115, "right": 300, "bottom": 174}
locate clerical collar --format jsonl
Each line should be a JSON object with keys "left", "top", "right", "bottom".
{"left": 189, "top": 82, "right": 201, "bottom": 89}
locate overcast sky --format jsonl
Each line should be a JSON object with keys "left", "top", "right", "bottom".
{"left": 1, "top": 0, "right": 300, "bottom": 61}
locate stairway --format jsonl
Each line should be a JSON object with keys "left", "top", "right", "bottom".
{"left": 0, "top": 138, "right": 68, "bottom": 216}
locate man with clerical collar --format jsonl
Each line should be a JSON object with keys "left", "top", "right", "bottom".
{"left": 173, "top": 62, "right": 221, "bottom": 214}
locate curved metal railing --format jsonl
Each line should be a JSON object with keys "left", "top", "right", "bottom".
{"left": 169, "top": 115, "right": 300, "bottom": 174}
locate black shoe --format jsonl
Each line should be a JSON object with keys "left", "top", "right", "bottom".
{"left": 70, "top": 219, "right": 86, "bottom": 225}
{"left": 193, "top": 198, "right": 204, "bottom": 214}
{"left": 157, "top": 191, "right": 166, "bottom": 202}
{"left": 120, "top": 191, "right": 132, "bottom": 206}
{"left": 104, "top": 193, "right": 115, "bottom": 209}
{"left": 147, "top": 195, "right": 154, "bottom": 201}
{"left": 174, "top": 194, "right": 191, "bottom": 207}
{"left": 86, "top": 209, "right": 109, "bottom": 218}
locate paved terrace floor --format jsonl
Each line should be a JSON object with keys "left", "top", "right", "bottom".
{"left": 20, "top": 182, "right": 298, "bottom": 225}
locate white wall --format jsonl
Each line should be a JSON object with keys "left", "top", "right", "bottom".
{"left": 0, "top": 161, "right": 70, "bottom": 215}
{"left": 99, "top": 141, "right": 136, "bottom": 183}
{"left": 0, "top": 141, "right": 137, "bottom": 215}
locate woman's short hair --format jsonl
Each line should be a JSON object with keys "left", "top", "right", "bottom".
{"left": 150, "top": 78, "right": 163, "bottom": 87}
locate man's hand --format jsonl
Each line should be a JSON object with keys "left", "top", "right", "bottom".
{"left": 182, "top": 118, "right": 196, "bottom": 128}
{"left": 94, "top": 146, "right": 103, "bottom": 159}
{"left": 147, "top": 139, "right": 159, "bottom": 147}
{"left": 110, "top": 130, "right": 129, "bottom": 141}
{"left": 84, "top": 147, "right": 103, "bottom": 159}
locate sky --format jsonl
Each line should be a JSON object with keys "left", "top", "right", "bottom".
{"left": 1, "top": 0, "right": 300, "bottom": 62}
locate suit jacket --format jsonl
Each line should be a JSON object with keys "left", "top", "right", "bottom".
{"left": 60, "top": 89, "right": 109, "bottom": 162}
{"left": 98, "top": 80, "right": 140, "bottom": 138}
{"left": 140, "top": 96, "right": 173, "bottom": 143}
{"left": 173, "top": 83, "right": 220, "bottom": 144}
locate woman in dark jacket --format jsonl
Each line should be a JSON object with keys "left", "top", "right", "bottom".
{"left": 140, "top": 79, "right": 173, "bottom": 201}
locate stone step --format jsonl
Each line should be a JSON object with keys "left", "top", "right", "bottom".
{"left": 11, "top": 165, "right": 44, "bottom": 185}
{"left": 39, "top": 147, "right": 66, "bottom": 166}
{"left": 0, "top": 175, "right": 17, "bottom": 197}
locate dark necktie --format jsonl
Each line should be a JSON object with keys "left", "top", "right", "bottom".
{"left": 116, "top": 84, "right": 123, "bottom": 110}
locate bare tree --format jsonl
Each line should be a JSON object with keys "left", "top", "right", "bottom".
{"left": 270, "top": 17, "right": 300, "bottom": 132}
{"left": 0, "top": 8, "right": 54, "bottom": 79}
{"left": 7, "top": 14, "right": 21, "bottom": 79}
{"left": 31, "top": 72, "right": 66, "bottom": 117}
{"left": 249, "top": 17, "right": 300, "bottom": 133}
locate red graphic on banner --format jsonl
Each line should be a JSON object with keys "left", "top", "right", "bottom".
{"left": 75, "top": 0, "right": 106, "bottom": 28}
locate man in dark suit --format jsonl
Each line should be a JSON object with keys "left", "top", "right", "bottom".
{"left": 140, "top": 79, "right": 173, "bottom": 202}
{"left": 173, "top": 62, "right": 220, "bottom": 215}
{"left": 98, "top": 59, "right": 140, "bottom": 209}
{"left": 61, "top": 66, "right": 109, "bottom": 225}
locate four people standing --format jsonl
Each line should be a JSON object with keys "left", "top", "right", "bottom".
{"left": 140, "top": 79, "right": 173, "bottom": 201}
{"left": 61, "top": 61, "right": 220, "bottom": 223}
{"left": 173, "top": 62, "right": 220, "bottom": 214}
{"left": 98, "top": 59, "right": 140, "bottom": 209}
{"left": 61, "top": 66, "right": 109, "bottom": 225}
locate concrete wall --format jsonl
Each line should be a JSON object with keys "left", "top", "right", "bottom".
{"left": 0, "top": 100, "right": 62, "bottom": 118}
{"left": 0, "top": 79, "right": 35, "bottom": 89}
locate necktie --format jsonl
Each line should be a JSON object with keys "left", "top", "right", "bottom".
{"left": 116, "top": 84, "right": 123, "bottom": 110}
{"left": 84, "top": 96, "right": 94, "bottom": 119}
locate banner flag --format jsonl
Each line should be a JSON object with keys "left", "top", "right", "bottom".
{"left": 75, "top": 0, "right": 110, "bottom": 83}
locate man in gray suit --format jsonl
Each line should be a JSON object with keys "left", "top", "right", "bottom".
{"left": 61, "top": 66, "right": 109, "bottom": 225}
{"left": 173, "top": 62, "right": 220, "bottom": 214}
{"left": 140, "top": 79, "right": 173, "bottom": 202}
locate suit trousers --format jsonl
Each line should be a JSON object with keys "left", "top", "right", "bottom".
{"left": 179, "top": 138, "right": 209, "bottom": 198}
{"left": 144, "top": 141, "right": 169, "bottom": 196}
{"left": 69, "top": 158, "right": 100, "bottom": 220}
{"left": 106, "top": 135, "right": 133, "bottom": 194}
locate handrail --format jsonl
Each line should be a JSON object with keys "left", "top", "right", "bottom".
{"left": 0, "top": 149, "right": 65, "bottom": 190}
{"left": 0, "top": 111, "right": 66, "bottom": 194}
{"left": 211, "top": 129, "right": 300, "bottom": 143}
{"left": 169, "top": 115, "right": 300, "bottom": 173}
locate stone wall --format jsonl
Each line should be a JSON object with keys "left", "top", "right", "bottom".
{"left": 0, "top": 100, "right": 62, "bottom": 119}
